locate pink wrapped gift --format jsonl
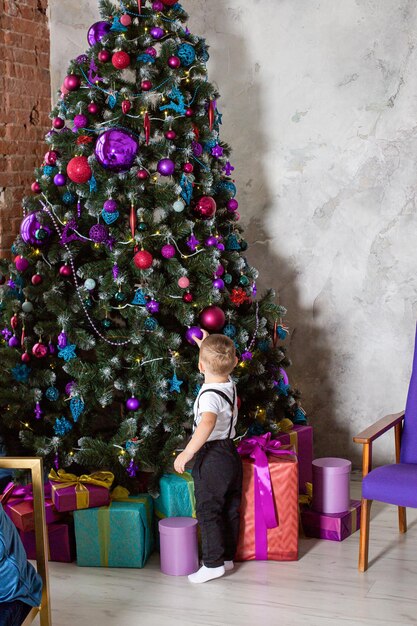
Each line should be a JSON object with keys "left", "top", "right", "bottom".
{"left": 1, "top": 482, "right": 62, "bottom": 532}
{"left": 274, "top": 423, "right": 313, "bottom": 493}
{"left": 20, "top": 520, "right": 76, "bottom": 562}
{"left": 49, "top": 469, "right": 114, "bottom": 513}
{"left": 301, "top": 500, "right": 361, "bottom": 541}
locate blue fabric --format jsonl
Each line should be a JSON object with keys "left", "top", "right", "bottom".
{"left": 362, "top": 463, "right": 417, "bottom": 507}
{"left": 401, "top": 323, "right": 417, "bottom": 463}
{"left": 0, "top": 504, "right": 42, "bottom": 606}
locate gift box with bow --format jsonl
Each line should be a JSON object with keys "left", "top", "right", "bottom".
{"left": 73, "top": 487, "right": 153, "bottom": 568}
{"left": 274, "top": 420, "right": 313, "bottom": 494}
{"left": 235, "top": 433, "right": 299, "bottom": 561}
{"left": 1, "top": 482, "right": 62, "bottom": 532}
{"left": 155, "top": 471, "right": 196, "bottom": 520}
{"left": 49, "top": 469, "right": 114, "bottom": 513}
{"left": 301, "top": 500, "right": 361, "bottom": 541}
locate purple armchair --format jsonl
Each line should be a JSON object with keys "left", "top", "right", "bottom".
{"left": 353, "top": 326, "right": 417, "bottom": 571}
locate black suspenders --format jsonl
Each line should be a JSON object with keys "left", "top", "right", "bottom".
{"left": 195, "top": 387, "right": 237, "bottom": 438}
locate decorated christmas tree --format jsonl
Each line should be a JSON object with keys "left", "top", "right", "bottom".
{"left": 0, "top": 0, "right": 305, "bottom": 487}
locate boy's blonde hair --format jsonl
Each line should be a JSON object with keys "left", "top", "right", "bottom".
{"left": 199, "top": 334, "right": 236, "bottom": 376}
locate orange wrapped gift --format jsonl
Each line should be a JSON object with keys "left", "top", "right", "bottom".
{"left": 236, "top": 433, "right": 298, "bottom": 561}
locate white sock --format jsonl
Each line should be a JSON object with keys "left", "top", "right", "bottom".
{"left": 224, "top": 560, "right": 234, "bottom": 571}
{"left": 188, "top": 565, "right": 225, "bottom": 584}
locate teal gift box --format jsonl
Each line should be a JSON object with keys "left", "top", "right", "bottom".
{"left": 74, "top": 491, "right": 153, "bottom": 568}
{"left": 155, "top": 472, "right": 196, "bottom": 520}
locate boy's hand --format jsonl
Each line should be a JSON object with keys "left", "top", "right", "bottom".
{"left": 174, "top": 449, "right": 195, "bottom": 474}
{"left": 192, "top": 328, "right": 209, "bottom": 348}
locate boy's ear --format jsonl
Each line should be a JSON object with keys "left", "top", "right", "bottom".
{"left": 234, "top": 356, "right": 239, "bottom": 366}
{"left": 198, "top": 359, "right": 205, "bottom": 373}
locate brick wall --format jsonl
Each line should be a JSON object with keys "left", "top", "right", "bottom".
{"left": 0, "top": 0, "right": 51, "bottom": 257}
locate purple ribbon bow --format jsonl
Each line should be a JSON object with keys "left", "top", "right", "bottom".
{"left": 237, "top": 433, "right": 295, "bottom": 559}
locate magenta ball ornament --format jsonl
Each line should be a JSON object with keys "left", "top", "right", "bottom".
{"left": 213, "top": 278, "right": 225, "bottom": 290}
{"left": 150, "top": 26, "right": 165, "bottom": 39}
{"left": 88, "top": 102, "right": 99, "bottom": 114}
{"left": 32, "top": 342, "right": 48, "bottom": 358}
{"left": 52, "top": 117, "right": 65, "bottom": 129}
{"left": 165, "top": 129, "right": 176, "bottom": 140}
{"left": 14, "top": 256, "right": 29, "bottom": 272}
{"left": 21, "top": 352, "right": 31, "bottom": 363}
{"left": 98, "top": 49, "right": 111, "bottom": 63}
{"left": 199, "top": 305, "right": 226, "bottom": 332}
{"left": 178, "top": 276, "right": 190, "bottom": 289}
{"left": 63, "top": 74, "right": 81, "bottom": 91}
{"left": 137, "top": 169, "right": 149, "bottom": 180}
{"left": 205, "top": 236, "right": 218, "bottom": 247}
{"left": 161, "top": 244, "right": 176, "bottom": 258}
{"left": 168, "top": 55, "right": 181, "bottom": 69}
{"left": 217, "top": 243, "right": 225, "bottom": 251}
{"left": 227, "top": 198, "right": 239, "bottom": 212}
{"left": 183, "top": 162, "right": 193, "bottom": 173}
{"left": 31, "top": 274, "right": 43, "bottom": 285}
{"left": 215, "top": 264, "right": 225, "bottom": 277}
{"left": 95, "top": 129, "right": 139, "bottom": 172}
{"left": 185, "top": 326, "right": 203, "bottom": 345}
{"left": 31, "top": 181, "right": 41, "bottom": 193}
{"left": 152, "top": 0, "right": 164, "bottom": 9}
{"left": 157, "top": 158, "right": 175, "bottom": 176}
{"left": 87, "top": 21, "right": 111, "bottom": 46}
{"left": 185, "top": 108, "right": 194, "bottom": 117}
{"left": 183, "top": 292, "right": 193, "bottom": 303}
{"left": 44, "top": 150, "right": 58, "bottom": 166}
{"left": 145, "top": 47, "right": 157, "bottom": 57}
{"left": 59, "top": 264, "right": 72, "bottom": 277}
{"left": 194, "top": 196, "right": 216, "bottom": 220}
{"left": 126, "top": 396, "right": 140, "bottom": 411}
{"left": 103, "top": 199, "right": 117, "bottom": 213}
{"left": 8, "top": 336, "right": 19, "bottom": 348}
{"left": 89, "top": 224, "right": 108, "bottom": 243}
{"left": 53, "top": 173, "right": 66, "bottom": 186}
{"left": 73, "top": 114, "right": 88, "bottom": 129}
{"left": 120, "top": 14, "right": 132, "bottom": 26}
{"left": 141, "top": 80, "right": 152, "bottom": 91}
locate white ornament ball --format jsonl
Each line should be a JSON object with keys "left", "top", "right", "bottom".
{"left": 22, "top": 301, "right": 34, "bottom": 313}
{"left": 84, "top": 278, "right": 97, "bottom": 290}
{"left": 173, "top": 200, "right": 185, "bottom": 213}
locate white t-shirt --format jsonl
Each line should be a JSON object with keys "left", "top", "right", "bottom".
{"left": 193, "top": 379, "right": 238, "bottom": 442}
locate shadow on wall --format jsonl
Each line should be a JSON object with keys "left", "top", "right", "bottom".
{"left": 197, "top": 1, "right": 354, "bottom": 464}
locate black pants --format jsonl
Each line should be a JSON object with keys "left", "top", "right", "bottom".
{"left": 192, "top": 439, "right": 243, "bottom": 568}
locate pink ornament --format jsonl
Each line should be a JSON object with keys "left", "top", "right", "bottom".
{"left": 121, "top": 99, "right": 131, "bottom": 114}
{"left": 21, "top": 352, "right": 31, "bottom": 363}
{"left": 63, "top": 74, "right": 81, "bottom": 91}
{"left": 227, "top": 198, "right": 239, "bottom": 212}
{"left": 141, "top": 80, "right": 152, "bottom": 91}
{"left": 183, "top": 292, "right": 193, "bottom": 303}
{"left": 165, "top": 129, "right": 176, "bottom": 140}
{"left": 120, "top": 14, "right": 132, "bottom": 26}
{"left": 98, "top": 49, "right": 111, "bottom": 63}
{"left": 31, "top": 181, "right": 41, "bottom": 193}
{"left": 234, "top": 212, "right": 241, "bottom": 221}
{"left": 31, "top": 274, "right": 43, "bottom": 285}
{"left": 152, "top": 0, "right": 164, "bottom": 9}
{"left": 60, "top": 84, "right": 69, "bottom": 96}
{"left": 185, "top": 108, "right": 194, "bottom": 117}
{"left": 67, "top": 156, "right": 91, "bottom": 184}
{"left": 183, "top": 162, "right": 193, "bottom": 173}
{"left": 14, "top": 256, "right": 29, "bottom": 272}
{"left": 178, "top": 276, "right": 190, "bottom": 289}
{"left": 32, "top": 342, "right": 48, "bottom": 358}
{"left": 168, "top": 56, "right": 181, "bottom": 69}
{"left": 59, "top": 264, "right": 72, "bottom": 277}
{"left": 199, "top": 305, "right": 226, "bottom": 332}
{"left": 161, "top": 244, "right": 176, "bottom": 258}
{"left": 44, "top": 150, "right": 58, "bottom": 166}
{"left": 145, "top": 47, "right": 157, "bottom": 57}
{"left": 88, "top": 102, "right": 99, "bottom": 114}
{"left": 194, "top": 196, "right": 216, "bottom": 220}
{"left": 52, "top": 117, "right": 65, "bottom": 129}
{"left": 137, "top": 169, "right": 149, "bottom": 180}
{"left": 215, "top": 264, "right": 225, "bottom": 277}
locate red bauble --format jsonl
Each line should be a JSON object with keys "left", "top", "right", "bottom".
{"left": 32, "top": 342, "right": 48, "bottom": 358}
{"left": 183, "top": 292, "right": 193, "bottom": 303}
{"left": 141, "top": 80, "right": 152, "bottom": 91}
{"left": 121, "top": 99, "right": 132, "bottom": 114}
{"left": 112, "top": 50, "right": 130, "bottom": 69}
{"left": 137, "top": 169, "right": 149, "bottom": 180}
{"left": 21, "top": 352, "right": 31, "bottom": 363}
{"left": 183, "top": 162, "right": 193, "bottom": 173}
{"left": 120, "top": 14, "right": 132, "bottom": 26}
{"left": 31, "top": 181, "right": 41, "bottom": 193}
{"left": 237, "top": 396, "right": 242, "bottom": 409}
{"left": 88, "top": 102, "right": 99, "bottom": 114}
{"left": 98, "top": 49, "right": 111, "bottom": 63}
{"left": 67, "top": 156, "right": 92, "bottom": 184}
{"left": 133, "top": 250, "right": 153, "bottom": 270}
{"left": 59, "top": 264, "right": 72, "bottom": 277}
{"left": 63, "top": 74, "right": 81, "bottom": 91}
{"left": 31, "top": 274, "right": 43, "bottom": 285}
{"left": 199, "top": 305, "right": 226, "bottom": 331}
{"left": 194, "top": 196, "right": 217, "bottom": 220}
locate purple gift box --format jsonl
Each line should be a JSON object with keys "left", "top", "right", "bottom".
{"left": 274, "top": 425, "right": 313, "bottom": 493}
{"left": 301, "top": 499, "right": 361, "bottom": 541}
{"left": 50, "top": 481, "right": 110, "bottom": 513}
{"left": 2, "top": 482, "right": 62, "bottom": 532}
{"left": 20, "top": 520, "right": 76, "bottom": 562}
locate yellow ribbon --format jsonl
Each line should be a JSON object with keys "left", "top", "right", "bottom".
{"left": 276, "top": 418, "right": 294, "bottom": 433}
{"left": 276, "top": 419, "right": 299, "bottom": 453}
{"left": 49, "top": 469, "right": 114, "bottom": 510}
{"left": 298, "top": 482, "right": 313, "bottom": 506}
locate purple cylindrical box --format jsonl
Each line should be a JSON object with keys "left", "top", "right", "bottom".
{"left": 312, "top": 457, "right": 352, "bottom": 514}
{"left": 159, "top": 517, "right": 199, "bottom": 576}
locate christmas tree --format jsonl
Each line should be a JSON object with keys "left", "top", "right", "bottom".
{"left": 0, "top": 0, "right": 305, "bottom": 488}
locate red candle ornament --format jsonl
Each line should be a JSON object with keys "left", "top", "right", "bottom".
{"left": 130, "top": 204, "right": 137, "bottom": 238}
{"left": 208, "top": 100, "right": 215, "bottom": 131}
{"left": 144, "top": 112, "right": 150, "bottom": 145}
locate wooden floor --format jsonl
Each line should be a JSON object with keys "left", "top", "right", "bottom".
{"left": 34, "top": 479, "right": 417, "bottom": 626}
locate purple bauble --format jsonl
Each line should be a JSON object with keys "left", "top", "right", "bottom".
{"left": 217, "top": 243, "right": 225, "bottom": 251}
{"left": 95, "top": 129, "right": 139, "bottom": 172}
{"left": 185, "top": 326, "right": 203, "bottom": 345}
{"left": 103, "top": 199, "right": 117, "bottom": 213}
{"left": 213, "top": 278, "right": 225, "bottom": 290}
{"left": 52, "top": 117, "right": 65, "bottom": 129}
{"left": 146, "top": 299, "right": 160, "bottom": 314}
{"left": 58, "top": 331, "right": 68, "bottom": 348}
{"left": 65, "top": 381, "right": 76, "bottom": 395}
{"left": 73, "top": 114, "right": 88, "bottom": 130}
{"left": 15, "top": 256, "right": 29, "bottom": 271}
{"left": 192, "top": 141, "right": 203, "bottom": 157}
{"left": 227, "top": 198, "right": 239, "bottom": 212}
{"left": 152, "top": 0, "right": 164, "bottom": 10}
{"left": 20, "top": 212, "right": 50, "bottom": 245}
{"left": 199, "top": 305, "right": 226, "bottom": 332}
{"left": 145, "top": 46, "right": 157, "bottom": 57}
{"left": 8, "top": 336, "right": 19, "bottom": 348}
{"left": 63, "top": 75, "right": 81, "bottom": 91}
{"left": 53, "top": 173, "right": 66, "bottom": 186}
{"left": 87, "top": 21, "right": 111, "bottom": 46}
{"left": 157, "top": 158, "right": 175, "bottom": 176}
{"left": 126, "top": 396, "right": 140, "bottom": 411}
{"left": 49, "top": 342, "right": 56, "bottom": 355}
{"left": 168, "top": 55, "right": 181, "bottom": 68}
{"left": 150, "top": 26, "right": 165, "bottom": 39}
{"left": 215, "top": 264, "right": 225, "bottom": 277}
{"left": 89, "top": 224, "right": 108, "bottom": 243}
{"left": 205, "top": 236, "right": 218, "bottom": 247}
{"left": 161, "top": 244, "right": 175, "bottom": 258}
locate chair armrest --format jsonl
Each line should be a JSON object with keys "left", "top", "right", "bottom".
{"left": 353, "top": 411, "right": 405, "bottom": 444}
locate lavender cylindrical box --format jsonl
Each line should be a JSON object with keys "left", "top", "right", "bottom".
{"left": 159, "top": 517, "right": 199, "bottom": 576}
{"left": 312, "top": 457, "right": 351, "bottom": 514}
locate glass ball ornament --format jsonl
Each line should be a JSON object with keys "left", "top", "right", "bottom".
{"left": 227, "top": 198, "right": 239, "bottom": 212}
{"left": 141, "top": 80, "right": 152, "bottom": 91}
{"left": 194, "top": 196, "right": 216, "bottom": 220}
{"left": 215, "top": 264, "right": 225, "bottom": 277}
{"left": 22, "top": 300, "right": 34, "bottom": 313}
{"left": 112, "top": 50, "right": 131, "bottom": 69}
{"left": 165, "top": 129, "right": 176, "bottom": 140}
{"left": 150, "top": 26, "right": 165, "bottom": 39}
{"left": 185, "top": 326, "right": 203, "bottom": 345}
{"left": 168, "top": 55, "right": 181, "bottom": 69}
{"left": 137, "top": 169, "right": 149, "bottom": 180}
{"left": 32, "top": 342, "right": 48, "bottom": 358}
{"left": 161, "top": 244, "right": 176, "bottom": 259}
{"left": 20, "top": 212, "right": 51, "bottom": 245}
{"left": 120, "top": 14, "right": 132, "bottom": 26}
{"left": 185, "top": 108, "right": 194, "bottom": 117}
{"left": 115, "top": 292, "right": 126, "bottom": 302}
{"left": 88, "top": 102, "right": 99, "bottom": 114}
{"left": 217, "top": 243, "right": 225, "bottom": 252}
{"left": 31, "top": 274, "right": 43, "bottom": 285}
{"left": 157, "top": 158, "right": 175, "bottom": 176}
{"left": 44, "top": 150, "right": 58, "bottom": 166}
{"left": 98, "top": 49, "right": 111, "bottom": 63}
{"left": 213, "top": 278, "right": 225, "bottom": 290}
{"left": 173, "top": 199, "right": 185, "bottom": 213}
{"left": 14, "top": 256, "right": 29, "bottom": 272}
{"left": 178, "top": 276, "right": 190, "bottom": 289}
{"left": 205, "top": 236, "right": 218, "bottom": 247}
{"left": 183, "top": 292, "right": 193, "bottom": 303}
{"left": 52, "top": 117, "right": 65, "bottom": 129}
{"left": 87, "top": 21, "right": 111, "bottom": 46}
{"left": 35, "top": 227, "right": 49, "bottom": 241}
{"left": 31, "top": 181, "right": 41, "bottom": 193}
{"left": 102, "top": 318, "right": 112, "bottom": 329}
{"left": 59, "top": 264, "right": 72, "bottom": 277}
{"left": 239, "top": 275, "right": 250, "bottom": 287}
{"left": 199, "top": 305, "right": 226, "bottom": 332}
{"left": 8, "top": 336, "right": 19, "bottom": 348}
{"left": 183, "top": 162, "right": 193, "bottom": 173}
{"left": 21, "top": 352, "right": 31, "bottom": 363}
{"left": 84, "top": 278, "right": 96, "bottom": 290}
{"left": 138, "top": 222, "right": 147, "bottom": 232}
{"left": 223, "top": 273, "right": 233, "bottom": 285}
{"left": 63, "top": 74, "right": 81, "bottom": 91}
{"left": 103, "top": 199, "right": 117, "bottom": 213}
{"left": 53, "top": 172, "right": 66, "bottom": 186}
{"left": 95, "top": 129, "right": 138, "bottom": 172}
{"left": 126, "top": 396, "right": 140, "bottom": 411}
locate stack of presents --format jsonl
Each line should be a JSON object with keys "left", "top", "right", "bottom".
{"left": 0, "top": 421, "right": 361, "bottom": 568}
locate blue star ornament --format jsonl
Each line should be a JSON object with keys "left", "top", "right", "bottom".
{"left": 58, "top": 344, "right": 77, "bottom": 362}
{"left": 169, "top": 372, "right": 183, "bottom": 393}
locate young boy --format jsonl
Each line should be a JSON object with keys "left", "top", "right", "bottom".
{"left": 174, "top": 331, "right": 243, "bottom": 584}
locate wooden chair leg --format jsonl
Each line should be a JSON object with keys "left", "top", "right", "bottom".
{"left": 398, "top": 506, "right": 407, "bottom": 533}
{"left": 359, "top": 498, "right": 372, "bottom": 572}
